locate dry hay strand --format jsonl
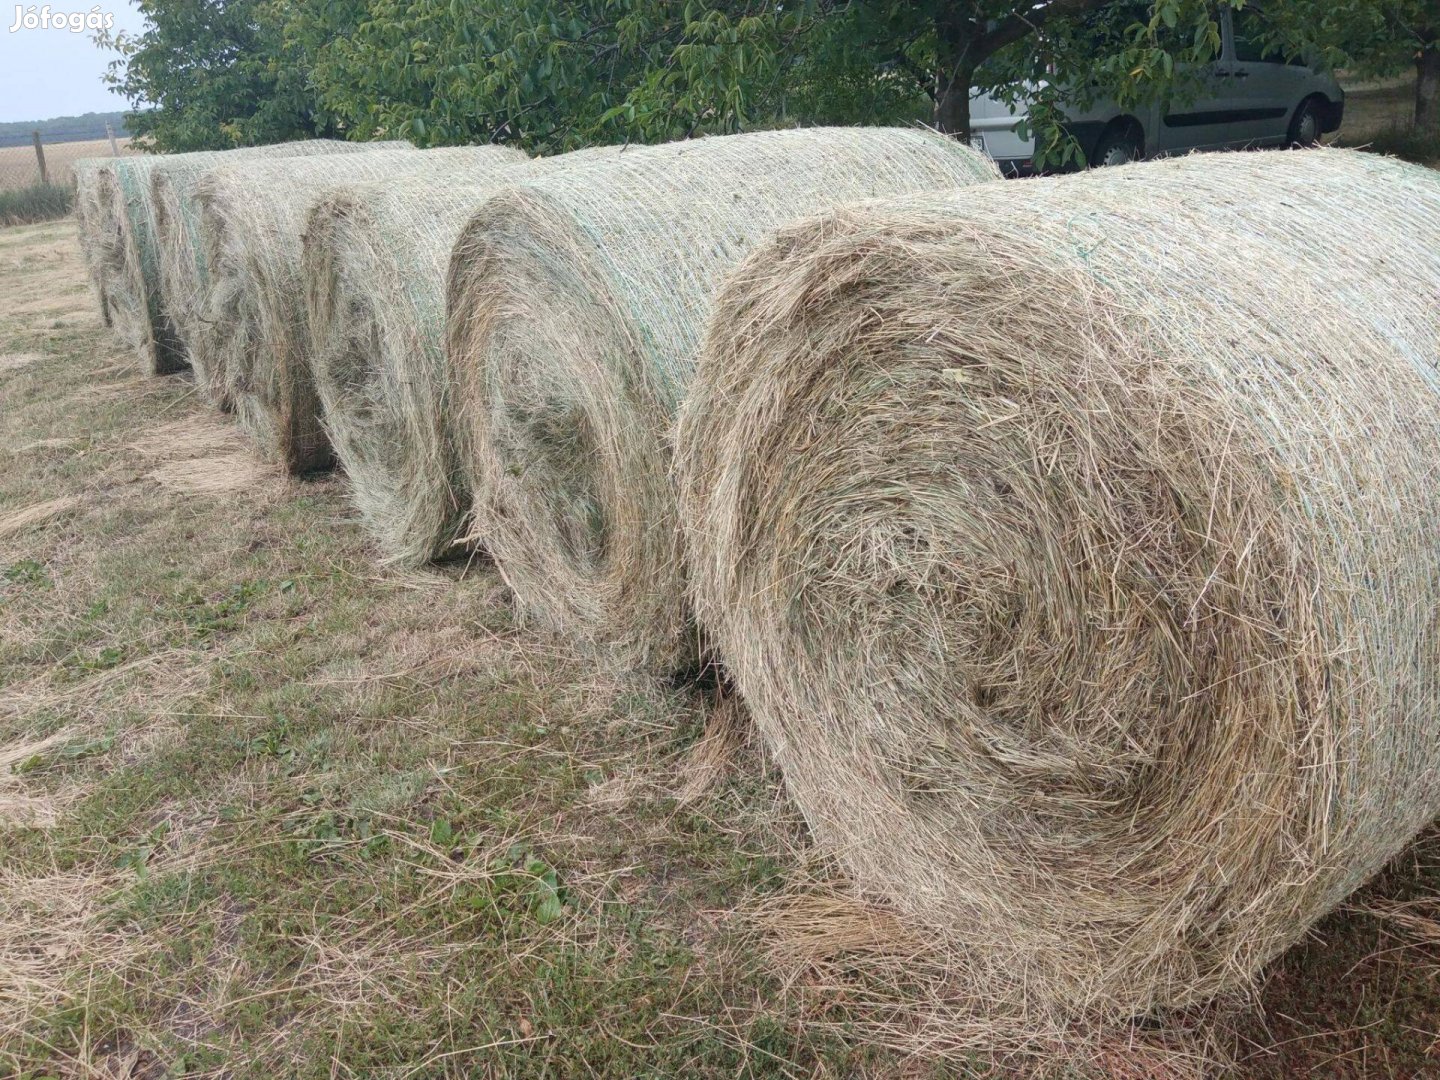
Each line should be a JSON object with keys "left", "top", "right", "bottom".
{"left": 0, "top": 728, "right": 79, "bottom": 829}
{"left": 130, "top": 414, "right": 244, "bottom": 459}
{"left": 674, "top": 148, "right": 1440, "bottom": 1033}
{"left": 445, "top": 127, "right": 998, "bottom": 669}
{"left": 0, "top": 351, "right": 43, "bottom": 372}
{"left": 0, "top": 496, "right": 79, "bottom": 539}
{"left": 97, "top": 141, "right": 406, "bottom": 378}
{"left": 150, "top": 140, "right": 412, "bottom": 385}
{"left": 303, "top": 144, "right": 624, "bottom": 566}
{"left": 7, "top": 437, "right": 84, "bottom": 456}
{"left": 196, "top": 145, "right": 528, "bottom": 472}
{"left": 1355, "top": 897, "right": 1440, "bottom": 948}
{"left": 147, "top": 450, "right": 271, "bottom": 496}
{"left": 750, "top": 887, "right": 1224, "bottom": 1077}
{"left": 670, "top": 693, "right": 749, "bottom": 808}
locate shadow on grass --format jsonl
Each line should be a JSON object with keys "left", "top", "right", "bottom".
{"left": 1337, "top": 124, "right": 1440, "bottom": 168}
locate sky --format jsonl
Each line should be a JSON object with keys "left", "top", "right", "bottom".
{"left": 0, "top": 0, "right": 149, "bottom": 122}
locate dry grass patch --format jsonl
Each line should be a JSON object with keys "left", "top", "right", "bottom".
{"left": 0, "top": 138, "right": 138, "bottom": 193}
{"left": 0, "top": 649, "right": 207, "bottom": 726}
{"left": 0, "top": 862, "right": 148, "bottom": 1045}
{"left": 146, "top": 451, "right": 273, "bottom": 497}
{"left": 0, "top": 727, "right": 84, "bottom": 828}
{"left": 0, "top": 350, "right": 43, "bottom": 371}
{"left": 0, "top": 236, "right": 97, "bottom": 329}
{"left": 131, "top": 414, "right": 245, "bottom": 459}
{"left": 0, "top": 816, "right": 222, "bottom": 1066}
{"left": 0, "top": 651, "right": 202, "bottom": 830}
{"left": 0, "top": 495, "right": 80, "bottom": 539}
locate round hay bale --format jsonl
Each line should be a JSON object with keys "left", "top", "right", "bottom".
{"left": 71, "top": 158, "right": 113, "bottom": 327}
{"left": 303, "top": 144, "right": 628, "bottom": 566}
{"left": 96, "top": 156, "right": 186, "bottom": 373}
{"left": 150, "top": 142, "right": 413, "bottom": 375}
{"left": 673, "top": 147, "right": 1440, "bottom": 1029}
{"left": 445, "top": 127, "right": 998, "bottom": 669}
{"left": 98, "top": 141, "right": 405, "bottom": 376}
{"left": 198, "top": 145, "right": 529, "bottom": 472}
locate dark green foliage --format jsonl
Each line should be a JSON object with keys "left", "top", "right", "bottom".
{"left": 102, "top": 0, "right": 366, "bottom": 152}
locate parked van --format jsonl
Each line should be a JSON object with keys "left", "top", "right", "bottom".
{"left": 969, "top": 5, "right": 1344, "bottom": 173}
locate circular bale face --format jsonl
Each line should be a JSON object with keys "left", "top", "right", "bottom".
{"left": 675, "top": 148, "right": 1440, "bottom": 1027}
{"left": 196, "top": 146, "right": 525, "bottom": 472}
{"left": 150, "top": 139, "right": 417, "bottom": 400}
{"left": 451, "top": 188, "right": 671, "bottom": 641}
{"left": 302, "top": 154, "right": 591, "bottom": 568}
{"left": 445, "top": 127, "right": 1000, "bottom": 670}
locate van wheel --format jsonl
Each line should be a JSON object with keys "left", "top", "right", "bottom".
{"left": 1090, "top": 125, "right": 1142, "bottom": 168}
{"left": 1288, "top": 97, "right": 1324, "bottom": 147}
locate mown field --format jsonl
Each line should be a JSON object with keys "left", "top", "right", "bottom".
{"left": 4, "top": 218, "right": 1440, "bottom": 1078}
{"left": 0, "top": 137, "right": 137, "bottom": 193}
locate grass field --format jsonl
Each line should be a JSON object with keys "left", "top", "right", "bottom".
{"left": 0, "top": 137, "right": 137, "bottom": 192}
{"left": 5, "top": 219, "right": 1440, "bottom": 1078}
{"left": 1335, "top": 75, "right": 1440, "bottom": 166}
{"left": 0, "top": 183, "right": 74, "bottom": 228}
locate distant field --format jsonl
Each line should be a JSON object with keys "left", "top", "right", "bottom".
{"left": 1332, "top": 74, "right": 1439, "bottom": 167}
{"left": 0, "top": 137, "right": 138, "bottom": 192}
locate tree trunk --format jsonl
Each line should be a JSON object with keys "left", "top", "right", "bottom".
{"left": 934, "top": 11, "right": 977, "bottom": 142}
{"left": 1418, "top": 41, "right": 1439, "bottom": 139}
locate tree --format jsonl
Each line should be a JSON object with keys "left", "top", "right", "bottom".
{"left": 296, "top": 0, "right": 1237, "bottom": 164}
{"left": 303, "top": 2, "right": 835, "bottom": 152}
{"left": 769, "top": 0, "right": 1232, "bottom": 161}
{"left": 1301, "top": 1, "right": 1437, "bottom": 137}
{"left": 103, "top": 0, "right": 364, "bottom": 151}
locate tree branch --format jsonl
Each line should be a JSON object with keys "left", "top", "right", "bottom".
{"left": 894, "top": 49, "right": 938, "bottom": 100}
{"left": 976, "top": 0, "right": 1117, "bottom": 59}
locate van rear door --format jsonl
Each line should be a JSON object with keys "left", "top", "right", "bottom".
{"left": 1225, "top": 5, "right": 1308, "bottom": 145}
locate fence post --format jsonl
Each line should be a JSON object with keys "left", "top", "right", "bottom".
{"left": 105, "top": 122, "right": 119, "bottom": 157}
{"left": 32, "top": 130, "right": 47, "bottom": 184}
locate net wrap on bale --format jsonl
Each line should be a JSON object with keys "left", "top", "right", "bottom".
{"left": 96, "top": 156, "right": 185, "bottom": 373}
{"left": 98, "top": 140, "right": 397, "bottom": 376}
{"left": 72, "top": 157, "right": 112, "bottom": 327}
{"left": 674, "top": 148, "right": 1440, "bottom": 1030}
{"left": 304, "top": 145, "right": 625, "bottom": 566}
{"left": 445, "top": 127, "right": 999, "bottom": 668}
{"left": 151, "top": 141, "right": 412, "bottom": 379}
{"left": 197, "top": 145, "right": 528, "bottom": 471}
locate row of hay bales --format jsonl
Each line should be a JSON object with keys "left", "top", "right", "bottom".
{"left": 70, "top": 134, "right": 1440, "bottom": 1039}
